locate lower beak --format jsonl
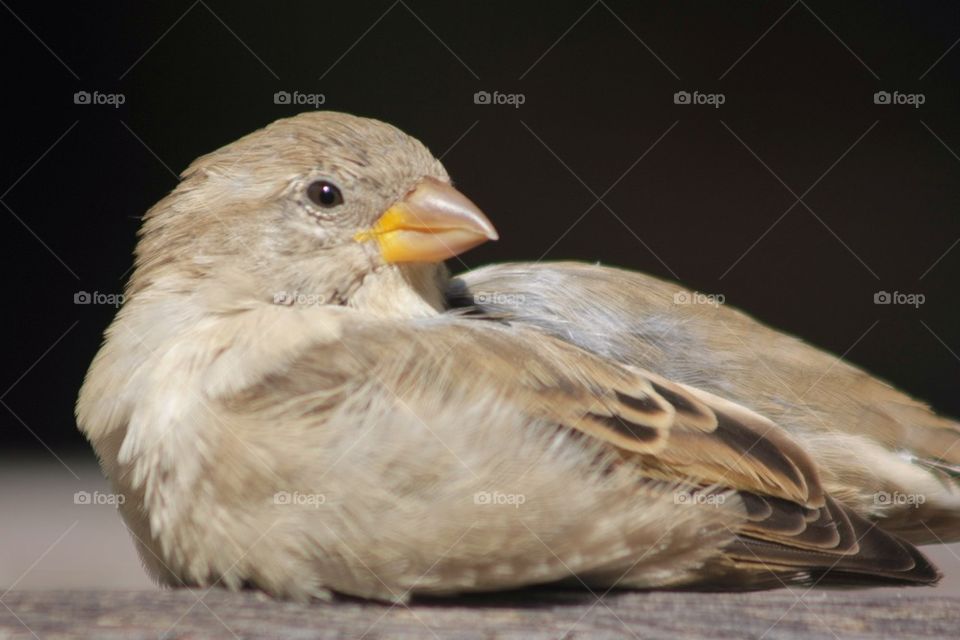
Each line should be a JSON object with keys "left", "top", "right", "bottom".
{"left": 355, "top": 177, "right": 498, "bottom": 263}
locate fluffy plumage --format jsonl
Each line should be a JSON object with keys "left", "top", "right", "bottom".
{"left": 77, "top": 112, "right": 959, "bottom": 601}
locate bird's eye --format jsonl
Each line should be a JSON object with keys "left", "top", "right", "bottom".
{"left": 306, "top": 180, "right": 343, "bottom": 208}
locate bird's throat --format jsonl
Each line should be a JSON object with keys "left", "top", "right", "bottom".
{"left": 347, "top": 263, "right": 449, "bottom": 320}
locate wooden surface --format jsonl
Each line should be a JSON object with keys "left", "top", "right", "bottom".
{"left": 1, "top": 588, "right": 958, "bottom": 639}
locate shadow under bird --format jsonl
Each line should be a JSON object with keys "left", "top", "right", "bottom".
{"left": 77, "top": 112, "right": 960, "bottom": 601}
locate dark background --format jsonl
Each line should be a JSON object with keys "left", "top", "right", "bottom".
{"left": 3, "top": 1, "right": 959, "bottom": 454}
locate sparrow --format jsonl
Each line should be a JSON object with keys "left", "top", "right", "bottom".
{"left": 77, "top": 111, "right": 960, "bottom": 602}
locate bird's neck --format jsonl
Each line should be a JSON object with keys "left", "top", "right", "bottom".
{"left": 77, "top": 261, "right": 450, "bottom": 443}
{"left": 347, "top": 263, "right": 450, "bottom": 320}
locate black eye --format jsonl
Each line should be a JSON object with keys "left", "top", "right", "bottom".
{"left": 306, "top": 180, "right": 343, "bottom": 208}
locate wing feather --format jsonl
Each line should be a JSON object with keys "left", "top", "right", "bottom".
{"left": 224, "top": 310, "right": 938, "bottom": 591}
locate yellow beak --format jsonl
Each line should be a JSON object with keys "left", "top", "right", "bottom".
{"left": 355, "top": 177, "right": 498, "bottom": 263}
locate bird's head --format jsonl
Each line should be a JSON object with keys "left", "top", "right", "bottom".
{"left": 129, "top": 112, "right": 497, "bottom": 314}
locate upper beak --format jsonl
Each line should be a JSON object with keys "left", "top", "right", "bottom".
{"left": 355, "top": 177, "right": 498, "bottom": 264}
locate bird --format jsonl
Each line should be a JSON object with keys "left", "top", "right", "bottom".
{"left": 77, "top": 111, "right": 960, "bottom": 602}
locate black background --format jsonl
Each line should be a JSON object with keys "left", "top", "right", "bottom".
{"left": 3, "top": 1, "right": 959, "bottom": 453}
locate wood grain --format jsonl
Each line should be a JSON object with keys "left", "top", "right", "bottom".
{"left": 1, "top": 588, "right": 956, "bottom": 639}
